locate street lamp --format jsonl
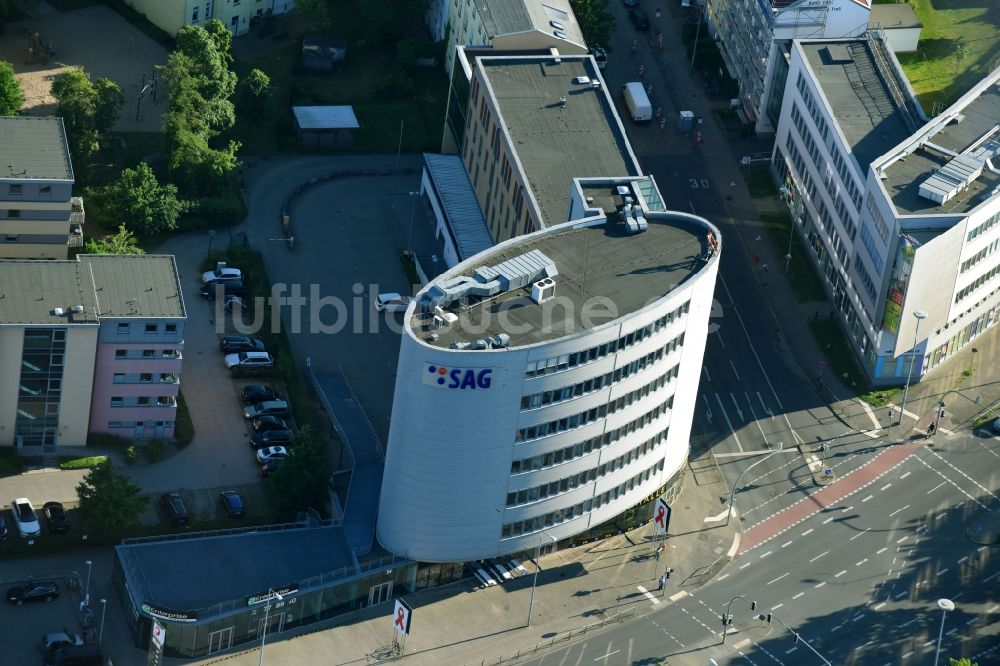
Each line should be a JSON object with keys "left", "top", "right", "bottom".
{"left": 258, "top": 589, "right": 284, "bottom": 666}
{"left": 406, "top": 191, "right": 420, "bottom": 256}
{"left": 726, "top": 442, "right": 784, "bottom": 525}
{"left": 98, "top": 598, "right": 107, "bottom": 648}
{"left": 84, "top": 560, "right": 92, "bottom": 607}
{"left": 526, "top": 532, "right": 558, "bottom": 626}
{"left": 933, "top": 598, "right": 955, "bottom": 666}
{"left": 898, "top": 310, "right": 928, "bottom": 426}
{"left": 207, "top": 229, "right": 217, "bottom": 258}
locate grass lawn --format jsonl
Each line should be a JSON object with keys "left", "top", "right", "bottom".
{"left": 808, "top": 318, "right": 869, "bottom": 392}
{"left": 894, "top": 0, "right": 1000, "bottom": 112}
{"left": 742, "top": 166, "right": 779, "bottom": 199}
{"left": 759, "top": 211, "right": 828, "bottom": 302}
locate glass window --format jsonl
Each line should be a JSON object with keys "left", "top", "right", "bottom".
{"left": 113, "top": 373, "right": 126, "bottom": 383}
{"left": 9, "top": 184, "right": 22, "bottom": 195}
{"left": 165, "top": 324, "right": 177, "bottom": 333}
{"left": 8, "top": 209, "right": 20, "bottom": 218}
{"left": 142, "top": 349, "right": 155, "bottom": 358}
{"left": 137, "top": 397, "right": 150, "bottom": 405}
{"left": 140, "top": 373, "right": 152, "bottom": 383}
{"left": 117, "top": 323, "right": 129, "bottom": 334}
{"left": 115, "top": 349, "right": 127, "bottom": 358}
{"left": 111, "top": 397, "right": 123, "bottom": 407}
{"left": 145, "top": 324, "right": 157, "bottom": 333}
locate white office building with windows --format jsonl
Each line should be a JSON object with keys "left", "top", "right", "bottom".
{"left": 377, "top": 180, "right": 720, "bottom": 562}
{"left": 773, "top": 36, "right": 1000, "bottom": 383}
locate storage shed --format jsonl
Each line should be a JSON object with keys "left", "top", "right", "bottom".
{"left": 292, "top": 106, "right": 360, "bottom": 149}
{"left": 869, "top": 4, "right": 923, "bottom": 53}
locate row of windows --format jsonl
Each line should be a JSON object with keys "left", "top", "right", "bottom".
{"left": 506, "top": 433, "right": 665, "bottom": 507}
{"left": 966, "top": 210, "right": 1000, "bottom": 242}
{"left": 107, "top": 420, "right": 175, "bottom": 429}
{"left": 110, "top": 396, "right": 176, "bottom": 408}
{"left": 795, "top": 73, "right": 830, "bottom": 146}
{"left": 865, "top": 195, "right": 891, "bottom": 244}
{"left": 520, "top": 336, "right": 683, "bottom": 411}
{"left": 6, "top": 184, "right": 53, "bottom": 196}
{"left": 784, "top": 133, "right": 817, "bottom": 203}
{"left": 859, "top": 224, "right": 885, "bottom": 276}
{"left": 114, "top": 349, "right": 182, "bottom": 359}
{"left": 961, "top": 237, "right": 1000, "bottom": 274}
{"left": 116, "top": 322, "right": 178, "bottom": 335}
{"left": 853, "top": 251, "right": 878, "bottom": 302}
{"left": 515, "top": 370, "right": 674, "bottom": 443}
{"left": 955, "top": 260, "right": 1000, "bottom": 303}
{"left": 791, "top": 104, "right": 822, "bottom": 176}
{"left": 524, "top": 302, "right": 690, "bottom": 378}
{"left": 112, "top": 373, "right": 179, "bottom": 384}
{"left": 500, "top": 459, "right": 666, "bottom": 539}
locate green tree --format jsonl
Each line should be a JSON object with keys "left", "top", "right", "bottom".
{"left": 84, "top": 224, "right": 146, "bottom": 255}
{"left": 76, "top": 460, "right": 149, "bottom": 536}
{"left": 569, "top": 0, "right": 615, "bottom": 49}
{"left": 295, "top": 0, "right": 332, "bottom": 29}
{"left": 949, "top": 659, "right": 977, "bottom": 666}
{"left": 358, "top": 0, "right": 428, "bottom": 44}
{"left": 0, "top": 59, "right": 24, "bottom": 115}
{"left": 50, "top": 69, "right": 124, "bottom": 167}
{"left": 98, "top": 163, "right": 188, "bottom": 235}
{"left": 237, "top": 68, "right": 272, "bottom": 122}
{"left": 266, "top": 426, "right": 331, "bottom": 513}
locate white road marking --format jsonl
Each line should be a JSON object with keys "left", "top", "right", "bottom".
{"left": 703, "top": 508, "right": 730, "bottom": 523}
{"left": 772, "top": 603, "right": 784, "bottom": 610}
{"left": 874, "top": 602, "right": 887, "bottom": 610}
{"left": 669, "top": 591, "right": 689, "bottom": 602}
{"left": 895, "top": 591, "right": 908, "bottom": 599}
{"left": 902, "top": 651, "right": 914, "bottom": 659}
{"left": 767, "top": 573, "right": 789, "bottom": 585}
{"left": 861, "top": 494, "right": 874, "bottom": 503}
{"left": 835, "top": 570, "right": 847, "bottom": 578}
{"left": 855, "top": 641, "right": 874, "bottom": 651}
{"left": 900, "top": 471, "right": 911, "bottom": 479}
{"left": 958, "top": 556, "right": 968, "bottom": 564}
{"left": 757, "top": 392, "right": 773, "bottom": 418}
{"left": 781, "top": 540, "right": 793, "bottom": 548}
{"left": 785, "top": 647, "right": 798, "bottom": 655}
{"left": 831, "top": 624, "right": 844, "bottom": 632}
{"left": 987, "top": 604, "right": 1000, "bottom": 613}
{"left": 889, "top": 505, "right": 910, "bottom": 517}
{"left": 856, "top": 559, "right": 868, "bottom": 566}
{"left": 815, "top": 582, "right": 826, "bottom": 588}
{"left": 594, "top": 649, "right": 619, "bottom": 662}
{"left": 937, "top": 568, "right": 949, "bottom": 576}
{"left": 850, "top": 528, "right": 871, "bottom": 541}
{"left": 759, "top": 550, "right": 773, "bottom": 559}
{"left": 792, "top": 592, "right": 805, "bottom": 600}
{"left": 715, "top": 393, "right": 744, "bottom": 453}
{"left": 802, "top": 529, "right": 814, "bottom": 536}
{"left": 740, "top": 562, "right": 751, "bottom": 570}
{"left": 927, "top": 481, "right": 946, "bottom": 494}
{"left": 809, "top": 551, "right": 829, "bottom": 563}
{"left": 636, "top": 585, "right": 660, "bottom": 605}
{"left": 897, "top": 536, "right": 909, "bottom": 544}
{"left": 822, "top": 516, "right": 835, "bottom": 524}
{"left": 946, "top": 628, "right": 958, "bottom": 636}
{"left": 876, "top": 547, "right": 888, "bottom": 555}
{"left": 880, "top": 483, "right": 892, "bottom": 491}
{"left": 840, "top": 506, "right": 853, "bottom": 513}
{"left": 703, "top": 366, "right": 712, "bottom": 382}
{"left": 985, "top": 572, "right": 1000, "bottom": 583}
{"left": 966, "top": 618, "right": 978, "bottom": 626}
{"left": 730, "top": 360, "right": 741, "bottom": 381}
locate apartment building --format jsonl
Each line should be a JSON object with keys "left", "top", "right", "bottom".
{"left": 459, "top": 55, "right": 642, "bottom": 243}
{"left": 706, "top": 0, "right": 871, "bottom": 135}
{"left": 0, "top": 116, "right": 84, "bottom": 260}
{"left": 121, "top": 0, "right": 295, "bottom": 37}
{"left": 773, "top": 36, "right": 1000, "bottom": 384}
{"left": 0, "top": 255, "right": 186, "bottom": 448}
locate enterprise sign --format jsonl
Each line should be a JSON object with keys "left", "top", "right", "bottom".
{"left": 247, "top": 583, "right": 300, "bottom": 606}
{"left": 141, "top": 602, "right": 198, "bottom": 623}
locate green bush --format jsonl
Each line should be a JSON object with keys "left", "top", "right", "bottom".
{"left": 87, "top": 432, "right": 130, "bottom": 449}
{"left": 0, "top": 449, "right": 25, "bottom": 476}
{"left": 181, "top": 187, "right": 247, "bottom": 229}
{"left": 59, "top": 455, "right": 109, "bottom": 470}
{"left": 175, "top": 391, "right": 195, "bottom": 447}
{"left": 146, "top": 438, "right": 166, "bottom": 463}
{"left": 124, "top": 445, "right": 137, "bottom": 465}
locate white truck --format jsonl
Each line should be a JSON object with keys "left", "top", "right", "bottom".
{"left": 622, "top": 82, "right": 652, "bottom": 122}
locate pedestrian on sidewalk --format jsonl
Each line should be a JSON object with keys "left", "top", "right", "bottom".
{"left": 658, "top": 574, "right": 666, "bottom": 591}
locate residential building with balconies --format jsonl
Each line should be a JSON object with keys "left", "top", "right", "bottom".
{"left": 0, "top": 116, "right": 84, "bottom": 259}
{"left": 120, "top": 0, "right": 295, "bottom": 37}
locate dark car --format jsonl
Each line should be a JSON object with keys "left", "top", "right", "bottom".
{"left": 43, "top": 502, "right": 70, "bottom": 534}
{"left": 251, "top": 429, "right": 293, "bottom": 449}
{"left": 219, "top": 336, "right": 265, "bottom": 353}
{"left": 241, "top": 384, "right": 280, "bottom": 405}
{"left": 200, "top": 279, "right": 246, "bottom": 299}
{"left": 219, "top": 490, "right": 245, "bottom": 518}
{"left": 7, "top": 580, "right": 60, "bottom": 605}
{"left": 0, "top": 513, "right": 7, "bottom": 541}
{"left": 160, "top": 492, "right": 189, "bottom": 526}
{"left": 243, "top": 400, "right": 290, "bottom": 420}
{"left": 628, "top": 7, "right": 650, "bottom": 30}
{"left": 260, "top": 458, "right": 283, "bottom": 477}
{"left": 251, "top": 415, "right": 288, "bottom": 433}
{"left": 43, "top": 644, "right": 103, "bottom": 666}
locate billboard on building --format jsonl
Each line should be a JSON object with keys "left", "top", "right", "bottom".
{"left": 881, "top": 235, "right": 916, "bottom": 335}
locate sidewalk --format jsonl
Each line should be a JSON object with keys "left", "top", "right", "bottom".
{"left": 182, "top": 454, "right": 737, "bottom": 666}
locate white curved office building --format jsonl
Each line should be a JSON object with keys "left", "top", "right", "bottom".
{"left": 377, "top": 183, "right": 721, "bottom": 562}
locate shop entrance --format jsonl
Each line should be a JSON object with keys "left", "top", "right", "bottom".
{"left": 255, "top": 609, "right": 285, "bottom": 640}
{"left": 368, "top": 581, "right": 392, "bottom": 607}
{"left": 207, "top": 627, "right": 233, "bottom": 654}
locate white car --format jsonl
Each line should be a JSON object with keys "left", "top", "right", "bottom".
{"left": 11, "top": 498, "right": 41, "bottom": 538}
{"left": 255, "top": 446, "right": 289, "bottom": 464}
{"left": 225, "top": 351, "right": 274, "bottom": 369}
{"left": 201, "top": 266, "right": 243, "bottom": 285}
{"left": 375, "top": 293, "right": 412, "bottom": 312}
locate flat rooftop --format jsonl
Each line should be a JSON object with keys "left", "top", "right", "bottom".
{"left": 117, "top": 526, "right": 355, "bottom": 612}
{"left": 0, "top": 116, "right": 74, "bottom": 181}
{"left": 480, "top": 56, "right": 640, "bottom": 228}
{"left": 0, "top": 261, "right": 99, "bottom": 325}
{"left": 82, "top": 255, "right": 186, "bottom": 319}
{"left": 410, "top": 207, "right": 711, "bottom": 349}
{"left": 801, "top": 40, "right": 916, "bottom": 173}
{"left": 881, "top": 82, "right": 1000, "bottom": 216}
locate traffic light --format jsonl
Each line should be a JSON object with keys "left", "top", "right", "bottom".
{"left": 766, "top": 613, "right": 772, "bottom": 624}
{"left": 750, "top": 601, "right": 757, "bottom": 611}
{"left": 793, "top": 633, "right": 799, "bottom": 643}
{"left": 721, "top": 614, "right": 727, "bottom": 626}
{"left": 665, "top": 568, "right": 673, "bottom": 579}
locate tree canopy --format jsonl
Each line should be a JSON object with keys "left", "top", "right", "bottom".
{"left": 76, "top": 460, "right": 149, "bottom": 536}
{"left": 237, "top": 68, "right": 272, "bottom": 122}
{"left": 95, "top": 162, "right": 188, "bottom": 235}
{"left": 51, "top": 68, "right": 124, "bottom": 167}
{"left": 266, "top": 426, "right": 331, "bottom": 513}
{"left": 569, "top": 0, "right": 615, "bottom": 49}
{"left": 0, "top": 59, "right": 24, "bottom": 115}
{"left": 84, "top": 225, "right": 146, "bottom": 255}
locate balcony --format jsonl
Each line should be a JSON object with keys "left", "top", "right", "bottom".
{"left": 68, "top": 224, "right": 83, "bottom": 247}
{"left": 70, "top": 197, "right": 85, "bottom": 225}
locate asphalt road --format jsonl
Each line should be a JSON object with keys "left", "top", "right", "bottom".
{"left": 521, "top": 429, "right": 1000, "bottom": 665}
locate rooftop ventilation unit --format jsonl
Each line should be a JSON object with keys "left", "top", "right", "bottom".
{"left": 52, "top": 307, "right": 65, "bottom": 317}
{"left": 919, "top": 153, "right": 987, "bottom": 204}
{"left": 550, "top": 20, "right": 565, "bottom": 30}
{"left": 71, "top": 304, "right": 84, "bottom": 314}
{"left": 532, "top": 278, "right": 556, "bottom": 304}
{"left": 573, "top": 76, "right": 591, "bottom": 85}
{"left": 559, "top": 96, "right": 567, "bottom": 107}
{"left": 432, "top": 312, "right": 459, "bottom": 330}
{"left": 424, "top": 249, "right": 558, "bottom": 311}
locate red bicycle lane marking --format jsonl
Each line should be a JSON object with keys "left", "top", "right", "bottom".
{"left": 738, "top": 441, "right": 923, "bottom": 555}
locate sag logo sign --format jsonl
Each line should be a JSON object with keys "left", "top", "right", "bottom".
{"left": 424, "top": 364, "right": 493, "bottom": 389}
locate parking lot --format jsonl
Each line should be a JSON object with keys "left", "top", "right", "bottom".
{"left": 0, "top": 566, "right": 89, "bottom": 666}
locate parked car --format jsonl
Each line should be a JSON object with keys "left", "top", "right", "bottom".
{"left": 160, "top": 492, "right": 189, "bottom": 526}
{"left": 43, "top": 644, "right": 103, "bottom": 666}
{"left": 251, "top": 415, "right": 288, "bottom": 433}
{"left": 200, "top": 279, "right": 246, "bottom": 299}
{"left": 241, "top": 384, "right": 279, "bottom": 404}
{"left": 219, "top": 490, "right": 245, "bottom": 518}
{"left": 43, "top": 501, "right": 70, "bottom": 534}
{"left": 7, "top": 580, "right": 60, "bottom": 605}
{"left": 40, "top": 631, "right": 84, "bottom": 654}
{"left": 0, "top": 513, "right": 8, "bottom": 541}
{"left": 250, "top": 429, "right": 293, "bottom": 449}
{"left": 11, "top": 497, "right": 41, "bottom": 537}
{"left": 628, "top": 7, "right": 650, "bottom": 30}
{"left": 590, "top": 46, "right": 608, "bottom": 70}
{"left": 256, "top": 446, "right": 289, "bottom": 464}
{"left": 991, "top": 417, "right": 1000, "bottom": 434}
{"left": 623, "top": 0, "right": 639, "bottom": 6}
{"left": 375, "top": 292, "right": 412, "bottom": 312}
{"left": 225, "top": 351, "right": 274, "bottom": 369}
{"left": 201, "top": 266, "right": 242, "bottom": 285}
{"left": 219, "top": 336, "right": 265, "bottom": 353}
{"left": 243, "top": 400, "right": 290, "bottom": 420}
{"left": 260, "top": 459, "right": 283, "bottom": 477}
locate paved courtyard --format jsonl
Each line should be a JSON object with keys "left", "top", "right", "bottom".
{"left": 2, "top": 1, "right": 168, "bottom": 132}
